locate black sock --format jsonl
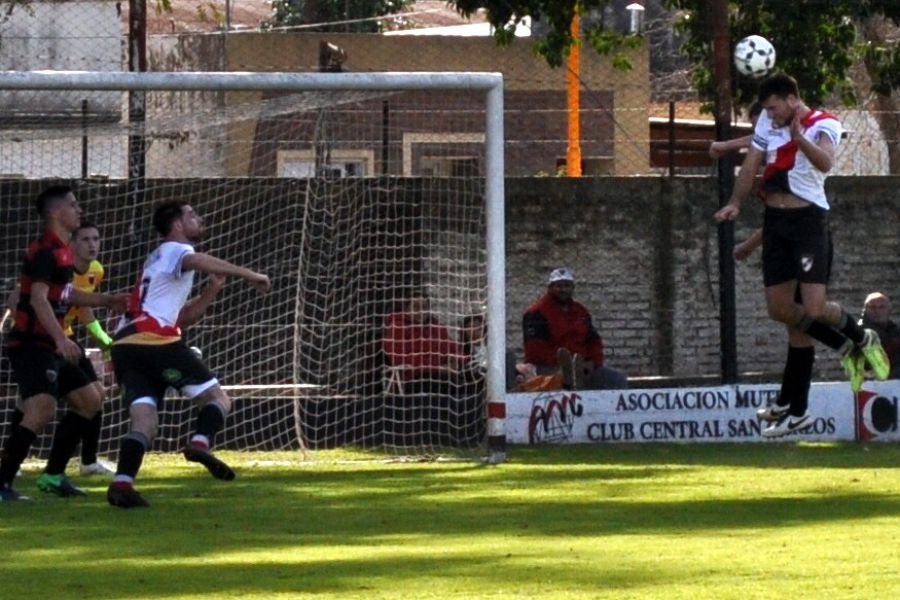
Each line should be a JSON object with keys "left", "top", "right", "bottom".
{"left": 11, "top": 408, "right": 23, "bottom": 429}
{"left": 80, "top": 413, "right": 102, "bottom": 465}
{"left": 781, "top": 346, "right": 815, "bottom": 417}
{"left": 195, "top": 403, "right": 225, "bottom": 443}
{"left": 0, "top": 425, "right": 37, "bottom": 487}
{"left": 836, "top": 312, "right": 866, "bottom": 345}
{"left": 45, "top": 412, "right": 88, "bottom": 475}
{"left": 116, "top": 434, "right": 148, "bottom": 480}
{"left": 798, "top": 316, "right": 849, "bottom": 351}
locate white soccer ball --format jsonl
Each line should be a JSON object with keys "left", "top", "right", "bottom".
{"left": 734, "top": 35, "right": 776, "bottom": 78}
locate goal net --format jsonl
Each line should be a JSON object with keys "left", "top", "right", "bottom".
{"left": 0, "top": 71, "right": 506, "bottom": 462}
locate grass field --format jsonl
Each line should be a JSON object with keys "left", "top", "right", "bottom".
{"left": 2, "top": 443, "right": 900, "bottom": 599}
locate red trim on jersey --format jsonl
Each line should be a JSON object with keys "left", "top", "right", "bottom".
{"left": 759, "top": 110, "right": 838, "bottom": 200}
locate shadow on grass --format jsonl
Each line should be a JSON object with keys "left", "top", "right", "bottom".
{"left": 3, "top": 443, "right": 900, "bottom": 598}
{"left": 507, "top": 441, "right": 900, "bottom": 469}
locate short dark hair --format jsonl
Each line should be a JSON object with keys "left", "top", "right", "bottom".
{"left": 748, "top": 101, "right": 763, "bottom": 120}
{"left": 757, "top": 73, "right": 799, "bottom": 103}
{"left": 152, "top": 201, "right": 188, "bottom": 236}
{"left": 35, "top": 185, "right": 74, "bottom": 218}
{"left": 73, "top": 220, "right": 99, "bottom": 238}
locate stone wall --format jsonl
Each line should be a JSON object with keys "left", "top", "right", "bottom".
{"left": 504, "top": 177, "right": 900, "bottom": 381}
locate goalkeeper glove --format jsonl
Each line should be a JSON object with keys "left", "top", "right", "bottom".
{"left": 85, "top": 319, "right": 113, "bottom": 350}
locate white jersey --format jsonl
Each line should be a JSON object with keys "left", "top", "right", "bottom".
{"left": 114, "top": 241, "right": 195, "bottom": 344}
{"left": 751, "top": 109, "right": 843, "bottom": 209}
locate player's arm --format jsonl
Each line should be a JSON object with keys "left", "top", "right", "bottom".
{"left": 709, "top": 135, "right": 752, "bottom": 159}
{"left": 76, "top": 306, "right": 113, "bottom": 349}
{"left": 68, "top": 288, "right": 128, "bottom": 313}
{"left": 182, "top": 253, "right": 271, "bottom": 295}
{"left": 714, "top": 146, "right": 765, "bottom": 222}
{"left": 791, "top": 117, "right": 835, "bottom": 172}
{"left": 734, "top": 227, "right": 764, "bottom": 261}
{"left": 178, "top": 273, "right": 226, "bottom": 328}
{"left": 31, "top": 282, "right": 81, "bottom": 361}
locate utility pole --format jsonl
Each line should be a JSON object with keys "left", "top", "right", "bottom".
{"left": 709, "top": 0, "right": 737, "bottom": 383}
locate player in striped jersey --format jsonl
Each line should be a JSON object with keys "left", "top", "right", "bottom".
{"left": 0, "top": 186, "right": 127, "bottom": 502}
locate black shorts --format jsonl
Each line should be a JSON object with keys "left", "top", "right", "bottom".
{"left": 5, "top": 343, "right": 97, "bottom": 401}
{"left": 110, "top": 341, "right": 217, "bottom": 408}
{"left": 762, "top": 205, "right": 833, "bottom": 287}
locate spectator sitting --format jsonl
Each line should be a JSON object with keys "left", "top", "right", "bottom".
{"left": 522, "top": 268, "right": 627, "bottom": 390}
{"left": 860, "top": 292, "right": 900, "bottom": 379}
{"left": 459, "top": 313, "right": 487, "bottom": 378}
{"left": 383, "top": 292, "right": 465, "bottom": 393}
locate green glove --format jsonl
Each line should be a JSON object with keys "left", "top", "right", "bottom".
{"left": 85, "top": 319, "right": 113, "bottom": 349}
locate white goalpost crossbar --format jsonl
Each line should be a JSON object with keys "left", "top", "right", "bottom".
{"left": 0, "top": 70, "right": 507, "bottom": 462}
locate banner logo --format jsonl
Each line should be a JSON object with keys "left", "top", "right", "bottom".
{"left": 528, "top": 392, "right": 584, "bottom": 444}
{"left": 857, "top": 390, "right": 898, "bottom": 441}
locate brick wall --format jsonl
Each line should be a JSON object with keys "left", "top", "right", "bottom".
{"left": 505, "top": 176, "right": 900, "bottom": 381}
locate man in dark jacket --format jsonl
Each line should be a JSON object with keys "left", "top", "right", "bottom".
{"left": 522, "top": 268, "right": 627, "bottom": 390}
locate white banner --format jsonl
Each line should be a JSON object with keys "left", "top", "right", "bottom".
{"left": 505, "top": 380, "right": 900, "bottom": 444}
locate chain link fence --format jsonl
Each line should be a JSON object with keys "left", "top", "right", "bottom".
{"left": 0, "top": 0, "right": 895, "bottom": 178}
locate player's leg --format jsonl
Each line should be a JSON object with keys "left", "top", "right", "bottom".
{"left": 79, "top": 375, "right": 113, "bottom": 476}
{"left": 36, "top": 379, "right": 102, "bottom": 497}
{"left": 762, "top": 325, "right": 815, "bottom": 438}
{"left": 107, "top": 400, "right": 157, "bottom": 508}
{"left": 0, "top": 347, "right": 62, "bottom": 501}
{"left": 106, "top": 344, "right": 161, "bottom": 508}
{"left": 36, "top": 353, "right": 106, "bottom": 496}
{"left": 184, "top": 385, "right": 235, "bottom": 481}
{"left": 164, "top": 342, "right": 235, "bottom": 480}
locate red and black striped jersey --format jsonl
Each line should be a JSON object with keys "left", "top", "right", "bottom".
{"left": 6, "top": 230, "right": 75, "bottom": 349}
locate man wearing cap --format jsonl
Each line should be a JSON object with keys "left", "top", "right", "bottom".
{"left": 860, "top": 292, "right": 900, "bottom": 379}
{"left": 522, "top": 268, "right": 627, "bottom": 390}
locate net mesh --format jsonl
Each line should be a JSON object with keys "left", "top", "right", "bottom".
{"left": 0, "top": 80, "right": 491, "bottom": 460}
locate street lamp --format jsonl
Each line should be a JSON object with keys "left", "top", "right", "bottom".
{"left": 626, "top": 2, "right": 645, "bottom": 34}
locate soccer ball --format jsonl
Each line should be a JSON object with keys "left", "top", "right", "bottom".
{"left": 734, "top": 35, "right": 776, "bottom": 78}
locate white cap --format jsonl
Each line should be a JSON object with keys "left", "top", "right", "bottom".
{"left": 548, "top": 268, "right": 575, "bottom": 284}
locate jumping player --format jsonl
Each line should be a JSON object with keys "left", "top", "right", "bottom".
{"left": 107, "top": 200, "right": 270, "bottom": 508}
{"left": 714, "top": 73, "right": 890, "bottom": 438}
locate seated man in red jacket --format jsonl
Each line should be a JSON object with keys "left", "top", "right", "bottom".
{"left": 383, "top": 292, "right": 466, "bottom": 393}
{"left": 523, "top": 268, "right": 627, "bottom": 390}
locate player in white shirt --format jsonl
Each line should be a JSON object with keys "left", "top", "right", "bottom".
{"left": 714, "top": 74, "right": 889, "bottom": 438}
{"left": 107, "top": 201, "right": 270, "bottom": 508}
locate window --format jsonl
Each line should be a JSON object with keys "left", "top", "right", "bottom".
{"left": 277, "top": 149, "right": 373, "bottom": 177}
{"left": 402, "top": 133, "right": 485, "bottom": 176}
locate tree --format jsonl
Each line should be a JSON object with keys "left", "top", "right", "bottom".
{"left": 452, "top": 1, "right": 642, "bottom": 69}
{"left": 452, "top": 0, "right": 900, "bottom": 171}
{"left": 265, "top": 0, "right": 412, "bottom": 33}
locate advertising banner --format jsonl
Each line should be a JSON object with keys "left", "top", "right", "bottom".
{"left": 506, "top": 380, "right": 900, "bottom": 444}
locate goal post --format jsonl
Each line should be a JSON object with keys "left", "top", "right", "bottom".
{"left": 0, "top": 70, "right": 507, "bottom": 463}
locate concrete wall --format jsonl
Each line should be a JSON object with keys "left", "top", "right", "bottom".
{"left": 505, "top": 176, "right": 900, "bottom": 381}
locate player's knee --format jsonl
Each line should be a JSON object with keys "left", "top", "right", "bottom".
{"left": 802, "top": 301, "right": 828, "bottom": 322}
{"left": 21, "top": 396, "right": 56, "bottom": 430}
{"left": 68, "top": 387, "right": 103, "bottom": 418}
{"left": 767, "top": 303, "right": 794, "bottom": 324}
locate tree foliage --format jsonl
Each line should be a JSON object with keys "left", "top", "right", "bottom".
{"left": 451, "top": 0, "right": 900, "bottom": 110}
{"left": 265, "top": 0, "right": 412, "bottom": 33}
{"left": 452, "top": 1, "right": 642, "bottom": 69}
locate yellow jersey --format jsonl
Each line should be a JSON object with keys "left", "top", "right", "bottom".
{"left": 63, "top": 259, "right": 104, "bottom": 337}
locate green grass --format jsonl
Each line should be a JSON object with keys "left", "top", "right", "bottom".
{"left": 3, "top": 443, "right": 900, "bottom": 599}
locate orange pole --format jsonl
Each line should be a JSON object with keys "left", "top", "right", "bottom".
{"left": 566, "top": 11, "right": 582, "bottom": 177}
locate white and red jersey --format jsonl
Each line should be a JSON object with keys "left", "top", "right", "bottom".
{"left": 752, "top": 108, "right": 843, "bottom": 209}
{"left": 114, "top": 241, "right": 195, "bottom": 344}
